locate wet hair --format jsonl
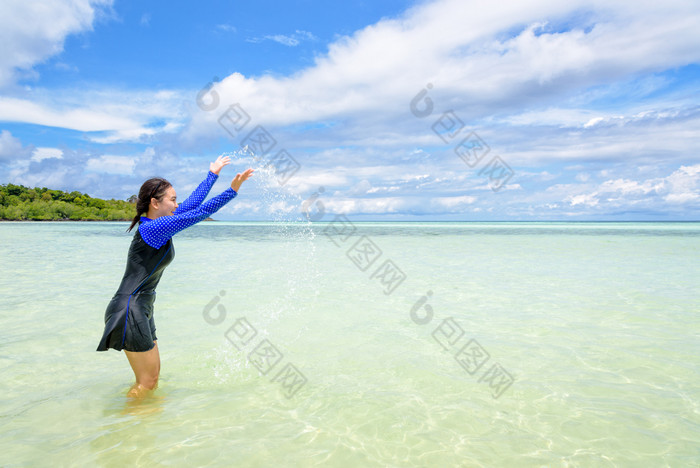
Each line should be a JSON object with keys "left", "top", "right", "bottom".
{"left": 127, "top": 177, "right": 172, "bottom": 232}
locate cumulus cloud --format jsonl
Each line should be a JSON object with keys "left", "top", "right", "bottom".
{"left": 0, "top": 1, "right": 184, "bottom": 144}
{"left": 3, "top": 144, "right": 198, "bottom": 198}
{"left": 85, "top": 154, "right": 136, "bottom": 175}
{"left": 0, "top": 130, "right": 32, "bottom": 161}
{"left": 31, "top": 147, "right": 63, "bottom": 162}
{"left": 1, "top": 0, "right": 698, "bottom": 220}
{"left": 431, "top": 195, "right": 477, "bottom": 210}
{"left": 0, "top": 0, "right": 112, "bottom": 88}
{"left": 173, "top": 0, "right": 699, "bottom": 220}
{"left": 563, "top": 164, "right": 700, "bottom": 210}
{"left": 3, "top": 0, "right": 698, "bottom": 158}
{"left": 185, "top": 0, "right": 700, "bottom": 142}
{"left": 662, "top": 165, "right": 700, "bottom": 204}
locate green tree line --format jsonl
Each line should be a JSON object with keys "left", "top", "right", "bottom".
{"left": 0, "top": 183, "right": 136, "bottom": 221}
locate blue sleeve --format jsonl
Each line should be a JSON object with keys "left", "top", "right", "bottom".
{"left": 139, "top": 188, "right": 238, "bottom": 248}
{"left": 173, "top": 171, "right": 219, "bottom": 215}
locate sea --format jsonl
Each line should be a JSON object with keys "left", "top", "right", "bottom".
{"left": 0, "top": 220, "right": 698, "bottom": 467}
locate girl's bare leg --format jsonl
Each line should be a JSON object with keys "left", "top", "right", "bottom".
{"left": 125, "top": 341, "right": 160, "bottom": 398}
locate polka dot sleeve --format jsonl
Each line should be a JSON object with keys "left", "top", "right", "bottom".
{"left": 173, "top": 170, "right": 219, "bottom": 215}
{"left": 139, "top": 188, "right": 238, "bottom": 249}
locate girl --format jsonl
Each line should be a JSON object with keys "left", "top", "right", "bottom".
{"left": 97, "top": 155, "right": 253, "bottom": 398}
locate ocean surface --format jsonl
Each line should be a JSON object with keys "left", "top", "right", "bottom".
{"left": 0, "top": 221, "right": 698, "bottom": 467}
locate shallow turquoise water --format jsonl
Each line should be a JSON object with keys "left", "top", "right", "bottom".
{"left": 1, "top": 221, "right": 699, "bottom": 467}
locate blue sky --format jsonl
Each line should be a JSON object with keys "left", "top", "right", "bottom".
{"left": 0, "top": 0, "right": 699, "bottom": 221}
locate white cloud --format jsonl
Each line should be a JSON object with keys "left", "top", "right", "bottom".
{"left": 664, "top": 192, "right": 699, "bottom": 204}
{"left": 367, "top": 185, "right": 400, "bottom": 194}
{"left": 172, "top": 0, "right": 700, "bottom": 223}
{"left": 322, "top": 197, "right": 408, "bottom": 214}
{"left": 0, "top": 1, "right": 184, "bottom": 143}
{"left": 187, "top": 0, "right": 700, "bottom": 140}
{"left": 248, "top": 165, "right": 349, "bottom": 196}
{"left": 305, "top": 193, "right": 479, "bottom": 216}
{"left": 0, "top": 0, "right": 112, "bottom": 88}
{"left": 0, "top": 89, "right": 186, "bottom": 142}
{"left": 1, "top": 0, "right": 699, "bottom": 220}
{"left": 216, "top": 24, "right": 236, "bottom": 33}
{"left": 347, "top": 179, "right": 372, "bottom": 196}
{"left": 599, "top": 178, "right": 664, "bottom": 196}
{"left": 432, "top": 195, "right": 477, "bottom": 209}
{"left": 246, "top": 30, "right": 316, "bottom": 47}
{"left": 584, "top": 117, "right": 605, "bottom": 128}
{"left": 32, "top": 147, "right": 63, "bottom": 161}
{"left": 0, "top": 95, "right": 127, "bottom": 131}
{"left": 563, "top": 164, "right": 700, "bottom": 209}
{"left": 85, "top": 154, "right": 136, "bottom": 175}
{"left": 0, "top": 129, "right": 30, "bottom": 160}
{"left": 663, "top": 164, "right": 700, "bottom": 204}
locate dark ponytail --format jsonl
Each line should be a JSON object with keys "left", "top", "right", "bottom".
{"left": 127, "top": 177, "right": 172, "bottom": 232}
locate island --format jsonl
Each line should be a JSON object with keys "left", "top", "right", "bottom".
{"left": 0, "top": 183, "right": 220, "bottom": 221}
{"left": 0, "top": 183, "right": 136, "bottom": 221}
{"left": 0, "top": 184, "right": 136, "bottom": 221}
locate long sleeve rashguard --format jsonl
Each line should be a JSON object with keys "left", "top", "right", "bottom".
{"left": 138, "top": 171, "right": 237, "bottom": 249}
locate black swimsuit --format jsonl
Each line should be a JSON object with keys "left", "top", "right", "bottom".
{"left": 96, "top": 229, "right": 174, "bottom": 352}
{"left": 97, "top": 171, "right": 238, "bottom": 352}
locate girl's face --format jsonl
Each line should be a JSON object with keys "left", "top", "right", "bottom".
{"left": 151, "top": 186, "right": 178, "bottom": 218}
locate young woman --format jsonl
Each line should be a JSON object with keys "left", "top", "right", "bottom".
{"left": 97, "top": 155, "right": 253, "bottom": 398}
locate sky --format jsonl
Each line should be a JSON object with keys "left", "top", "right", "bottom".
{"left": 0, "top": 0, "right": 699, "bottom": 221}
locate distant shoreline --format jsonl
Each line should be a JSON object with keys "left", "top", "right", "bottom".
{"left": 2, "top": 219, "right": 698, "bottom": 223}
{"left": 0, "top": 218, "right": 218, "bottom": 222}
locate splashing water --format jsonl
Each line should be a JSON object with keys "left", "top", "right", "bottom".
{"left": 221, "top": 146, "right": 313, "bottom": 223}
{"left": 211, "top": 149, "right": 322, "bottom": 382}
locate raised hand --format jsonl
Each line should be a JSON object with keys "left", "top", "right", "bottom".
{"left": 209, "top": 155, "right": 231, "bottom": 175}
{"left": 231, "top": 168, "right": 254, "bottom": 192}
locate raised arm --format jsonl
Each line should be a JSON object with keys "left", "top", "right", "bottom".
{"left": 140, "top": 167, "right": 254, "bottom": 249}
{"left": 173, "top": 155, "right": 231, "bottom": 215}
{"left": 140, "top": 188, "right": 238, "bottom": 248}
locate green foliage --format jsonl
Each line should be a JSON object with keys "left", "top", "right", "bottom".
{"left": 0, "top": 183, "right": 135, "bottom": 221}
